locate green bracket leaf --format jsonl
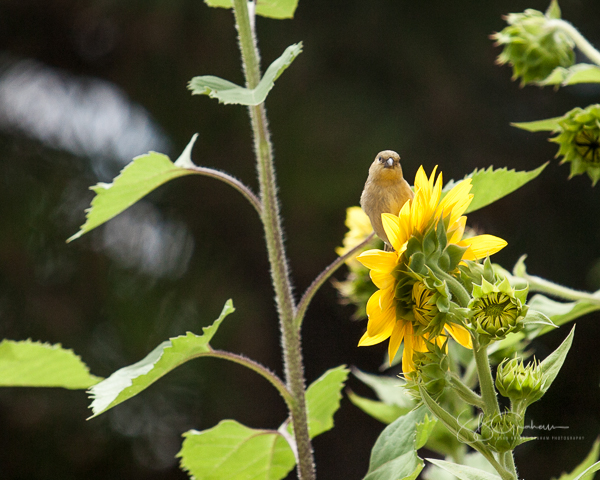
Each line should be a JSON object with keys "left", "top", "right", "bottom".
{"left": 68, "top": 135, "right": 201, "bottom": 242}
{"left": 444, "top": 164, "right": 547, "bottom": 214}
{"left": 178, "top": 419, "right": 296, "bottom": 480}
{"left": 536, "top": 64, "right": 600, "bottom": 87}
{"left": 347, "top": 390, "right": 409, "bottom": 424}
{"left": 88, "top": 300, "right": 235, "bottom": 418}
{"left": 352, "top": 368, "right": 415, "bottom": 410}
{"left": 425, "top": 458, "right": 501, "bottom": 480}
{"left": 364, "top": 407, "right": 428, "bottom": 480}
{"left": 571, "top": 461, "right": 600, "bottom": 480}
{"left": 526, "top": 294, "right": 600, "bottom": 337}
{"left": 512, "top": 117, "right": 563, "bottom": 132}
{"left": 538, "top": 325, "right": 575, "bottom": 396}
{"left": 553, "top": 437, "right": 600, "bottom": 480}
{"left": 0, "top": 340, "right": 101, "bottom": 389}
{"left": 188, "top": 43, "right": 302, "bottom": 105}
{"left": 204, "top": 0, "right": 299, "bottom": 19}
{"left": 304, "top": 365, "right": 349, "bottom": 438}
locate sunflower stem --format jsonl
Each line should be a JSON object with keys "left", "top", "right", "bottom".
{"left": 231, "top": 2, "right": 315, "bottom": 479}
{"left": 295, "top": 233, "right": 375, "bottom": 329}
{"left": 449, "top": 372, "right": 484, "bottom": 409}
{"left": 472, "top": 335, "right": 500, "bottom": 417}
{"left": 433, "top": 268, "right": 471, "bottom": 307}
{"left": 547, "top": 19, "right": 600, "bottom": 67}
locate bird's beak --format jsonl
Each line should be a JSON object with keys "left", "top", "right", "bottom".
{"left": 385, "top": 158, "right": 394, "bottom": 168}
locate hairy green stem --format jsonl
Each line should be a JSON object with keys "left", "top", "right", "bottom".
{"left": 295, "top": 233, "right": 375, "bottom": 329}
{"left": 203, "top": 349, "right": 293, "bottom": 408}
{"left": 472, "top": 335, "right": 500, "bottom": 417}
{"left": 188, "top": 165, "right": 262, "bottom": 214}
{"left": 449, "top": 372, "right": 484, "bottom": 409}
{"left": 517, "top": 272, "right": 600, "bottom": 305}
{"left": 548, "top": 19, "right": 600, "bottom": 66}
{"left": 434, "top": 269, "right": 471, "bottom": 307}
{"left": 231, "top": 2, "right": 315, "bottom": 479}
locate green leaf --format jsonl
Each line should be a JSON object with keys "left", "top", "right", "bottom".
{"left": 425, "top": 459, "right": 501, "bottom": 480}
{"left": 352, "top": 368, "right": 415, "bottom": 409}
{"left": 546, "top": 0, "right": 562, "bottom": 19}
{"left": 178, "top": 420, "right": 295, "bottom": 480}
{"left": 88, "top": 300, "right": 234, "bottom": 418}
{"left": 415, "top": 414, "right": 437, "bottom": 449}
{"left": 203, "top": 0, "right": 299, "bottom": 19}
{"left": 553, "top": 437, "right": 600, "bottom": 480}
{"left": 443, "top": 164, "right": 547, "bottom": 214}
{"left": 0, "top": 340, "right": 101, "bottom": 389}
{"left": 189, "top": 43, "right": 302, "bottom": 105}
{"left": 572, "top": 462, "right": 600, "bottom": 480}
{"left": 423, "top": 452, "right": 499, "bottom": 480}
{"left": 68, "top": 135, "right": 200, "bottom": 242}
{"left": 526, "top": 294, "right": 600, "bottom": 337}
{"left": 364, "top": 407, "right": 427, "bottom": 480}
{"left": 539, "top": 325, "right": 575, "bottom": 395}
{"left": 536, "top": 64, "right": 600, "bottom": 87}
{"left": 305, "top": 365, "right": 349, "bottom": 438}
{"left": 511, "top": 117, "right": 563, "bottom": 132}
{"left": 347, "top": 390, "right": 409, "bottom": 424}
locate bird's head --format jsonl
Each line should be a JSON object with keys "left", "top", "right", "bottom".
{"left": 369, "top": 150, "right": 404, "bottom": 181}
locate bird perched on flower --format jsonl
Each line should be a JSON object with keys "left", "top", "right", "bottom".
{"left": 360, "top": 150, "right": 414, "bottom": 249}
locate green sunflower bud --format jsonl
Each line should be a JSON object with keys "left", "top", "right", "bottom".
{"left": 551, "top": 104, "right": 600, "bottom": 185}
{"left": 481, "top": 412, "right": 524, "bottom": 453}
{"left": 496, "top": 357, "right": 545, "bottom": 406}
{"left": 492, "top": 1, "right": 575, "bottom": 86}
{"left": 469, "top": 277, "right": 528, "bottom": 344}
{"left": 405, "top": 340, "right": 450, "bottom": 401}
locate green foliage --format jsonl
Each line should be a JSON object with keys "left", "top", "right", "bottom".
{"left": 188, "top": 43, "right": 302, "bottom": 105}
{"left": 536, "top": 64, "right": 600, "bottom": 87}
{"left": 526, "top": 294, "right": 600, "bottom": 337}
{"left": 425, "top": 459, "right": 501, "bottom": 480}
{"left": 68, "top": 135, "right": 201, "bottom": 242}
{"left": 304, "top": 365, "right": 349, "bottom": 438}
{"left": 347, "top": 390, "right": 408, "bottom": 424}
{"left": 451, "top": 164, "right": 547, "bottom": 214}
{"left": 553, "top": 438, "right": 600, "bottom": 480}
{"left": 512, "top": 117, "right": 563, "bottom": 132}
{"left": 363, "top": 407, "right": 428, "bottom": 480}
{"left": 88, "top": 300, "right": 235, "bottom": 418}
{"left": 203, "top": 0, "right": 299, "bottom": 19}
{"left": 538, "top": 325, "right": 575, "bottom": 396}
{"left": 0, "top": 340, "right": 101, "bottom": 389}
{"left": 178, "top": 420, "right": 296, "bottom": 480}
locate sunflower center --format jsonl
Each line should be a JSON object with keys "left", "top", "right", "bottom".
{"left": 473, "top": 292, "right": 519, "bottom": 325}
{"left": 412, "top": 282, "right": 437, "bottom": 327}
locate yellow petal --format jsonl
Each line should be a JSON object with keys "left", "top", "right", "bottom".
{"left": 366, "top": 290, "right": 383, "bottom": 318}
{"left": 366, "top": 305, "right": 395, "bottom": 338}
{"left": 357, "top": 249, "right": 398, "bottom": 272}
{"left": 370, "top": 270, "right": 394, "bottom": 290}
{"left": 414, "top": 165, "right": 428, "bottom": 190}
{"left": 358, "top": 326, "right": 393, "bottom": 346}
{"left": 459, "top": 234, "right": 507, "bottom": 261}
{"left": 388, "top": 321, "right": 406, "bottom": 362}
{"left": 436, "top": 179, "right": 473, "bottom": 223}
{"left": 401, "top": 324, "right": 416, "bottom": 373}
{"left": 448, "top": 216, "right": 467, "bottom": 244}
{"left": 445, "top": 324, "right": 473, "bottom": 349}
{"left": 381, "top": 213, "right": 402, "bottom": 250}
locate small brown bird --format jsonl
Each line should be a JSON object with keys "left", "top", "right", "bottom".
{"left": 360, "top": 150, "right": 414, "bottom": 250}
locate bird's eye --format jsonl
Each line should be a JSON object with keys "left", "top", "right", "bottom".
{"left": 378, "top": 156, "right": 383, "bottom": 162}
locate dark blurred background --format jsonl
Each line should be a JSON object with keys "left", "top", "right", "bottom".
{"left": 1, "top": 0, "right": 599, "bottom": 478}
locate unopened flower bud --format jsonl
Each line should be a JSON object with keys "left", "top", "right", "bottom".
{"left": 405, "top": 340, "right": 450, "bottom": 401}
{"left": 481, "top": 412, "right": 524, "bottom": 453}
{"left": 551, "top": 104, "right": 600, "bottom": 185}
{"left": 492, "top": 2, "right": 575, "bottom": 86}
{"left": 469, "top": 277, "right": 527, "bottom": 344}
{"left": 496, "top": 357, "right": 545, "bottom": 405}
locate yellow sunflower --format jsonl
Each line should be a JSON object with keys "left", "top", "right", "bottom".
{"left": 356, "top": 166, "right": 507, "bottom": 372}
